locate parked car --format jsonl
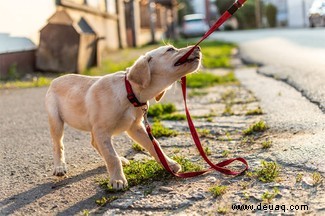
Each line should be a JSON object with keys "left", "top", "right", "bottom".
{"left": 309, "top": 0, "right": 325, "bottom": 27}
{"left": 180, "top": 14, "right": 209, "bottom": 38}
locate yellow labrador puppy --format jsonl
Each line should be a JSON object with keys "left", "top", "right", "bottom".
{"left": 45, "top": 45, "right": 201, "bottom": 189}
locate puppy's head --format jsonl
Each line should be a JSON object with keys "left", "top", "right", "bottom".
{"left": 127, "top": 45, "right": 202, "bottom": 101}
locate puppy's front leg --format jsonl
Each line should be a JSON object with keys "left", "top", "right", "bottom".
{"left": 127, "top": 123, "right": 181, "bottom": 173}
{"left": 92, "top": 130, "right": 127, "bottom": 190}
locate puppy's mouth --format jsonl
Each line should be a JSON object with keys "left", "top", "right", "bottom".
{"left": 174, "top": 55, "right": 200, "bottom": 66}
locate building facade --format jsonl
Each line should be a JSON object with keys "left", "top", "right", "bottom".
{"left": 0, "top": 0, "right": 178, "bottom": 76}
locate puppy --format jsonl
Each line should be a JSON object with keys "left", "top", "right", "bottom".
{"left": 45, "top": 45, "right": 201, "bottom": 189}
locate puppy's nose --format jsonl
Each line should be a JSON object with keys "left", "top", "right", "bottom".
{"left": 195, "top": 46, "right": 201, "bottom": 51}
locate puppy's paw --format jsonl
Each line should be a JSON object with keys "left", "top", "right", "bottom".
{"left": 168, "top": 160, "right": 182, "bottom": 173}
{"left": 110, "top": 178, "right": 128, "bottom": 190}
{"left": 120, "top": 157, "right": 130, "bottom": 166}
{"left": 53, "top": 164, "right": 67, "bottom": 176}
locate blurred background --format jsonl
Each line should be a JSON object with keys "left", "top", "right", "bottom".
{"left": 0, "top": 0, "right": 323, "bottom": 79}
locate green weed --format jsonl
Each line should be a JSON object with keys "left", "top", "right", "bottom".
{"left": 172, "top": 155, "right": 202, "bottom": 172}
{"left": 256, "top": 160, "right": 280, "bottom": 183}
{"left": 217, "top": 206, "right": 228, "bottom": 214}
{"left": 188, "top": 89, "right": 208, "bottom": 97}
{"left": 0, "top": 76, "right": 52, "bottom": 89}
{"left": 197, "top": 128, "right": 211, "bottom": 137}
{"left": 82, "top": 209, "right": 90, "bottom": 216}
{"left": 84, "top": 59, "right": 135, "bottom": 76}
{"left": 246, "top": 107, "right": 263, "bottom": 116}
{"left": 132, "top": 143, "right": 145, "bottom": 152}
{"left": 221, "top": 150, "right": 230, "bottom": 158}
{"left": 204, "top": 146, "right": 212, "bottom": 156}
{"left": 241, "top": 136, "right": 255, "bottom": 145}
{"left": 161, "top": 113, "right": 186, "bottom": 121}
{"left": 296, "top": 173, "right": 303, "bottom": 183}
{"left": 95, "top": 196, "right": 118, "bottom": 206}
{"left": 243, "top": 121, "right": 269, "bottom": 136}
{"left": 186, "top": 71, "right": 238, "bottom": 89}
{"left": 261, "top": 188, "right": 279, "bottom": 203}
{"left": 261, "top": 140, "right": 272, "bottom": 149}
{"left": 99, "top": 156, "right": 202, "bottom": 191}
{"left": 312, "top": 172, "right": 323, "bottom": 185}
{"left": 209, "top": 185, "right": 227, "bottom": 197}
{"left": 148, "top": 103, "right": 177, "bottom": 118}
{"left": 151, "top": 120, "right": 178, "bottom": 138}
{"left": 172, "top": 40, "right": 236, "bottom": 68}
{"left": 222, "top": 104, "right": 234, "bottom": 116}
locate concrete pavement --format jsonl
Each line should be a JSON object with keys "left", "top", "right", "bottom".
{"left": 236, "top": 68, "right": 325, "bottom": 173}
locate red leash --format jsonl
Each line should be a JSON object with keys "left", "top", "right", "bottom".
{"left": 141, "top": 77, "right": 248, "bottom": 177}
{"left": 126, "top": 0, "right": 249, "bottom": 177}
{"left": 175, "top": 0, "right": 247, "bottom": 66}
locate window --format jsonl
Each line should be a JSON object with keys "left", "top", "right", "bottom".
{"left": 106, "top": 0, "right": 116, "bottom": 14}
{"left": 87, "top": 0, "right": 100, "bottom": 8}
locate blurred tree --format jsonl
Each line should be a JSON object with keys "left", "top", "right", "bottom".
{"left": 215, "top": 0, "right": 257, "bottom": 29}
{"left": 265, "top": 3, "right": 277, "bottom": 27}
{"left": 177, "top": 0, "right": 194, "bottom": 25}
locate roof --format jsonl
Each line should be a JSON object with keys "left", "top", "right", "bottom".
{"left": 45, "top": 10, "right": 96, "bottom": 34}
{"left": 0, "top": 33, "right": 36, "bottom": 54}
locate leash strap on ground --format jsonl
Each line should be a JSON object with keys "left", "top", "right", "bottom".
{"left": 175, "top": 0, "right": 247, "bottom": 66}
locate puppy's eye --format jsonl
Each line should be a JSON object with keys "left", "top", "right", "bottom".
{"left": 166, "top": 47, "right": 175, "bottom": 52}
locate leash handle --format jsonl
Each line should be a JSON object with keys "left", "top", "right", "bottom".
{"left": 175, "top": 0, "right": 247, "bottom": 66}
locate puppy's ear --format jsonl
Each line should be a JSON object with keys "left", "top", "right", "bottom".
{"left": 128, "top": 55, "right": 151, "bottom": 88}
{"left": 155, "top": 91, "right": 166, "bottom": 102}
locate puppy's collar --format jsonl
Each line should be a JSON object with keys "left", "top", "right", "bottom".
{"left": 125, "top": 74, "right": 147, "bottom": 107}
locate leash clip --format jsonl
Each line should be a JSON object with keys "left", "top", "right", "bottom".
{"left": 142, "top": 103, "right": 149, "bottom": 125}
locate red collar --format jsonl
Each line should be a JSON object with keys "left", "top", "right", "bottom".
{"left": 125, "top": 74, "right": 147, "bottom": 107}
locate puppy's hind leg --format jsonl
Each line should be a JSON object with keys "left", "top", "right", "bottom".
{"left": 46, "top": 96, "right": 67, "bottom": 176}
{"left": 48, "top": 114, "right": 67, "bottom": 176}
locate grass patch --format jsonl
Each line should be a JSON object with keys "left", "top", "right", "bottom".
{"left": 261, "top": 188, "right": 279, "bottom": 203}
{"left": 261, "top": 140, "right": 272, "bottom": 149}
{"left": 186, "top": 71, "right": 237, "bottom": 89}
{"left": 197, "top": 128, "right": 211, "bottom": 137}
{"left": 172, "top": 40, "right": 236, "bottom": 68}
{"left": 132, "top": 143, "right": 145, "bottom": 152}
{"left": 148, "top": 103, "right": 177, "bottom": 118}
{"left": 83, "top": 44, "right": 159, "bottom": 76}
{"left": 0, "top": 76, "right": 52, "bottom": 89}
{"left": 222, "top": 104, "right": 234, "bottom": 116}
{"left": 217, "top": 206, "right": 228, "bottom": 214}
{"left": 296, "top": 173, "right": 304, "bottom": 183}
{"left": 204, "top": 147, "right": 212, "bottom": 156}
{"left": 221, "top": 150, "right": 230, "bottom": 157}
{"left": 148, "top": 103, "right": 186, "bottom": 121}
{"left": 255, "top": 160, "right": 280, "bottom": 183}
{"left": 84, "top": 59, "right": 135, "bottom": 76}
{"left": 95, "top": 196, "right": 118, "bottom": 206}
{"left": 209, "top": 185, "right": 228, "bottom": 197}
{"left": 243, "top": 120, "right": 269, "bottom": 136}
{"left": 151, "top": 120, "right": 178, "bottom": 138}
{"left": 99, "top": 156, "right": 202, "bottom": 191}
{"left": 246, "top": 107, "right": 263, "bottom": 116}
{"left": 312, "top": 172, "right": 323, "bottom": 185}
{"left": 161, "top": 113, "right": 186, "bottom": 121}
{"left": 188, "top": 89, "right": 209, "bottom": 97}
